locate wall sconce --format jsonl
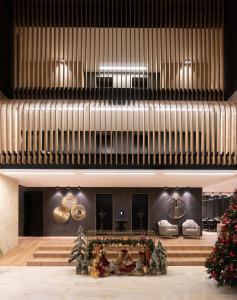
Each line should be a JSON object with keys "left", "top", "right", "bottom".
{"left": 119, "top": 209, "right": 125, "bottom": 217}
{"left": 184, "top": 59, "right": 191, "bottom": 65}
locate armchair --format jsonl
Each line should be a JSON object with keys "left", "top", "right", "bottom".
{"left": 158, "top": 220, "right": 179, "bottom": 237}
{"left": 182, "top": 219, "right": 201, "bottom": 238}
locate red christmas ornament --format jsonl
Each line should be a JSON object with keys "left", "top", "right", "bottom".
{"left": 229, "top": 251, "right": 235, "bottom": 257}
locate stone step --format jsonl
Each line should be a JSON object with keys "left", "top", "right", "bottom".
{"left": 38, "top": 245, "right": 212, "bottom": 251}
{"left": 168, "top": 258, "right": 205, "bottom": 266}
{"left": 164, "top": 245, "right": 212, "bottom": 251}
{"left": 34, "top": 250, "right": 141, "bottom": 260}
{"left": 167, "top": 250, "right": 210, "bottom": 258}
{"left": 28, "top": 257, "right": 206, "bottom": 267}
{"left": 38, "top": 246, "right": 72, "bottom": 251}
{"left": 33, "top": 251, "right": 70, "bottom": 259}
{"left": 27, "top": 258, "right": 75, "bottom": 266}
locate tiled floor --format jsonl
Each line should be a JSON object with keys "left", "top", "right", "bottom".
{"left": 0, "top": 266, "right": 236, "bottom": 300}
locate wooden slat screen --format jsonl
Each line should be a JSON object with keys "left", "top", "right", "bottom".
{"left": 13, "top": 0, "right": 224, "bottom": 101}
{"left": 0, "top": 100, "right": 236, "bottom": 167}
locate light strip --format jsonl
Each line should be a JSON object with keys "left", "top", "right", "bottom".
{"left": 164, "top": 172, "right": 236, "bottom": 176}
{"left": 83, "top": 172, "right": 156, "bottom": 175}
{"left": 99, "top": 65, "right": 147, "bottom": 72}
{"left": 2, "top": 172, "right": 75, "bottom": 175}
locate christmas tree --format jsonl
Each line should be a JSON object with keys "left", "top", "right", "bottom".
{"left": 155, "top": 240, "right": 167, "bottom": 275}
{"left": 68, "top": 226, "right": 89, "bottom": 274}
{"left": 205, "top": 190, "right": 237, "bottom": 287}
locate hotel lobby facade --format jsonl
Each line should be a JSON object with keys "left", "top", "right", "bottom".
{"left": 0, "top": 0, "right": 237, "bottom": 298}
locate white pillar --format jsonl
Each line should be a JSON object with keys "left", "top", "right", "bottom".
{"left": 0, "top": 174, "right": 19, "bottom": 254}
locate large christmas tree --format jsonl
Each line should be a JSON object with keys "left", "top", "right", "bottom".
{"left": 205, "top": 190, "right": 237, "bottom": 287}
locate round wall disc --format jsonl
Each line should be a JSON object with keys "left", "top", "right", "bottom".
{"left": 71, "top": 204, "right": 86, "bottom": 221}
{"left": 61, "top": 193, "right": 78, "bottom": 211}
{"left": 53, "top": 206, "right": 70, "bottom": 223}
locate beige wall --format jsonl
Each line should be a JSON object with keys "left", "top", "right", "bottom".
{"left": 0, "top": 175, "right": 19, "bottom": 254}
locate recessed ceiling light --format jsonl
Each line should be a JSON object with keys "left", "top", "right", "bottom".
{"left": 83, "top": 172, "right": 156, "bottom": 175}
{"left": 163, "top": 172, "right": 235, "bottom": 176}
{"left": 2, "top": 172, "right": 75, "bottom": 175}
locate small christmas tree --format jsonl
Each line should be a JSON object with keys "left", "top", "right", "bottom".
{"left": 205, "top": 190, "right": 237, "bottom": 287}
{"left": 68, "top": 226, "right": 88, "bottom": 274}
{"left": 155, "top": 240, "right": 167, "bottom": 275}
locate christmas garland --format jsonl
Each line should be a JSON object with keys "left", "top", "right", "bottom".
{"left": 86, "top": 238, "right": 155, "bottom": 261}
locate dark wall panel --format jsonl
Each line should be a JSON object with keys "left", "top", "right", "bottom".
{"left": 19, "top": 186, "right": 202, "bottom": 236}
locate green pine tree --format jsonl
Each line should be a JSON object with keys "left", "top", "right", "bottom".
{"left": 68, "top": 226, "right": 88, "bottom": 274}
{"left": 155, "top": 240, "right": 167, "bottom": 275}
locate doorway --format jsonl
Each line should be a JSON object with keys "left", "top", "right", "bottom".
{"left": 96, "top": 194, "right": 113, "bottom": 230}
{"left": 132, "top": 193, "right": 148, "bottom": 230}
{"left": 23, "top": 191, "right": 43, "bottom": 236}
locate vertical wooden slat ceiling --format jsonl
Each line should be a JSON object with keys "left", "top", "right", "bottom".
{"left": 0, "top": 100, "right": 236, "bottom": 167}
{"left": 14, "top": 0, "right": 224, "bottom": 101}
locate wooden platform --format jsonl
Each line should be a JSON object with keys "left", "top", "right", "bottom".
{"left": 0, "top": 233, "right": 216, "bottom": 267}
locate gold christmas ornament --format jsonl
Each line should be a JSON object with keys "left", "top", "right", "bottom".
{"left": 61, "top": 193, "right": 78, "bottom": 211}
{"left": 71, "top": 204, "right": 87, "bottom": 221}
{"left": 53, "top": 206, "right": 70, "bottom": 223}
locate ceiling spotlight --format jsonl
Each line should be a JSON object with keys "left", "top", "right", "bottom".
{"left": 176, "top": 186, "right": 179, "bottom": 190}
{"left": 61, "top": 58, "right": 65, "bottom": 64}
{"left": 77, "top": 186, "right": 81, "bottom": 190}
{"left": 66, "top": 186, "right": 70, "bottom": 190}
{"left": 56, "top": 186, "right": 60, "bottom": 190}
{"left": 164, "top": 186, "right": 168, "bottom": 191}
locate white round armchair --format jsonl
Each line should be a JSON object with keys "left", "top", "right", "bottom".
{"left": 158, "top": 220, "right": 179, "bottom": 237}
{"left": 182, "top": 219, "right": 201, "bottom": 238}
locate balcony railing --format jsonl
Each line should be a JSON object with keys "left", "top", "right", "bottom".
{"left": 0, "top": 100, "right": 236, "bottom": 167}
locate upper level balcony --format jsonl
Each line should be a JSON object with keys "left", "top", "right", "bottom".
{"left": 9, "top": 0, "right": 224, "bottom": 101}
{"left": 0, "top": 99, "right": 236, "bottom": 168}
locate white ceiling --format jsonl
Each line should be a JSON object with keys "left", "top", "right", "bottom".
{"left": 0, "top": 169, "right": 236, "bottom": 192}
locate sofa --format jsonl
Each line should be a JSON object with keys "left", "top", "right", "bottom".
{"left": 158, "top": 220, "right": 179, "bottom": 237}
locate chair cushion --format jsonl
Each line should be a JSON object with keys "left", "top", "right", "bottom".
{"left": 183, "top": 219, "right": 197, "bottom": 229}
{"left": 159, "top": 220, "right": 171, "bottom": 226}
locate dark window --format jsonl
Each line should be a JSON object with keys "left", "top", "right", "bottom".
{"left": 96, "top": 76, "right": 113, "bottom": 88}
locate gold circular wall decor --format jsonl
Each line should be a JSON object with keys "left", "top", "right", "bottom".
{"left": 71, "top": 204, "right": 86, "bottom": 221}
{"left": 61, "top": 193, "right": 78, "bottom": 211}
{"left": 166, "top": 196, "right": 186, "bottom": 220}
{"left": 53, "top": 206, "right": 70, "bottom": 223}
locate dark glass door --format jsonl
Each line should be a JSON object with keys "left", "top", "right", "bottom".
{"left": 24, "top": 191, "right": 43, "bottom": 236}
{"left": 132, "top": 193, "right": 148, "bottom": 230}
{"left": 96, "top": 194, "right": 113, "bottom": 230}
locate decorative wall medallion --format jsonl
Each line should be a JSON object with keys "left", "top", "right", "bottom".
{"left": 166, "top": 196, "right": 186, "bottom": 220}
{"left": 53, "top": 206, "right": 70, "bottom": 223}
{"left": 71, "top": 204, "right": 86, "bottom": 221}
{"left": 61, "top": 193, "right": 78, "bottom": 211}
